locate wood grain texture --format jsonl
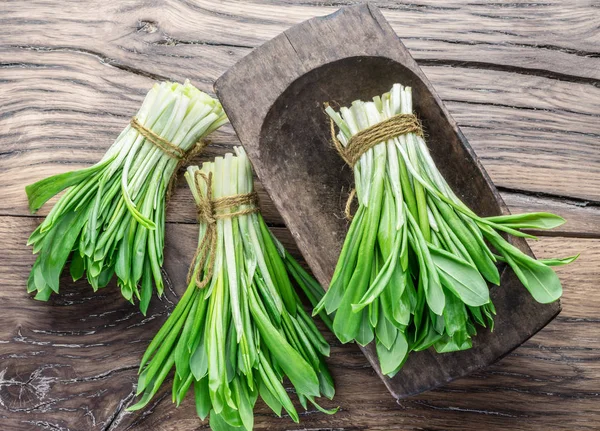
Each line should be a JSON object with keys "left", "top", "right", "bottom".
{"left": 0, "top": 0, "right": 598, "bottom": 430}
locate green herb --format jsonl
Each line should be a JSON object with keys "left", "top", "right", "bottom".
{"left": 316, "top": 83, "right": 575, "bottom": 377}
{"left": 26, "top": 80, "right": 227, "bottom": 314}
{"left": 128, "top": 147, "right": 336, "bottom": 429}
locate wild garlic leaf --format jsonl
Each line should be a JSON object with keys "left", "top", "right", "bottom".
{"left": 376, "top": 332, "right": 408, "bottom": 376}
{"left": 193, "top": 377, "right": 211, "bottom": 420}
{"left": 485, "top": 212, "right": 566, "bottom": 230}
{"left": 250, "top": 275, "right": 320, "bottom": 399}
{"left": 376, "top": 314, "right": 398, "bottom": 350}
{"left": 25, "top": 157, "right": 113, "bottom": 213}
{"left": 509, "top": 255, "right": 563, "bottom": 304}
{"left": 429, "top": 245, "right": 490, "bottom": 307}
{"left": 539, "top": 255, "right": 579, "bottom": 267}
{"left": 355, "top": 309, "right": 375, "bottom": 347}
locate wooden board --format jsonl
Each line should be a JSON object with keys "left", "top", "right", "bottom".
{"left": 214, "top": 3, "right": 561, "bottom": 399}
{"left": 0, "top": 0, "right": 598, "bottom": 430}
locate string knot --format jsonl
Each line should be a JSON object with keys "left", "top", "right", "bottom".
{"left": 186, "top": 170, "right": 259, "bottom": 289}
{"left": 196, "top": 191, "right": 216, "bottom": 225}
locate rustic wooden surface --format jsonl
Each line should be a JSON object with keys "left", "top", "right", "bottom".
{"left": 0, "top": 1, "right": 598, "bottom": 430}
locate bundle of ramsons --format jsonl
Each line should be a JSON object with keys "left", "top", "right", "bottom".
{"left": 26, "top": 81, "right": 227, "bottom": 314}
{"left": 316, "top": 83, "right": 576, "bottom": 376}
{"left": 129, "top": 147, "right": 336, "bottom": 430}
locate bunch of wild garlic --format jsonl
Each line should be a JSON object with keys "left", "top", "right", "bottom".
{"left": 129, "top": 147, "right": 336, "bottom": 429}
{"left": 26, "top": 80, "right": 227, "bottom": 314}
{"left": 316, "top": 83, "right": 575, "bottom": 377}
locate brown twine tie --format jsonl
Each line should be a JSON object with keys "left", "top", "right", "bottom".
{"left": 329, "top": 112, "right": 424, "bottom": 220}
{"left": 330, "top": 113, "right": 423, "bottom": 168}
{"left": 186, "top": 170, "right": 259, "bottom": 289}
{"left": 130, "top": 117, "right": 210, "bottom": 200}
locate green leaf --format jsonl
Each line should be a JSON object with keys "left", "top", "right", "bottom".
{"left": 429, "top": 245, "right": 490, "bottom": 307}
{"left": 259, "top": 217, "right": 296, "bottom": 314}
{"left": 376, "top": 312, "right": 398, "bottom": 350}
{"left": 34, "top": 286, "right": 53, "bottom": 301}
{"left": 508, "top": 255, "right": 563, "bottom": 304}
{"left": 442, "top": 289, "right": 468, "bottom": 337}
{"left": 69, "top": 251, "right": 85, "bottom": 282}
{"left": 411, "top": 317, "right": 443, "bottom": 352}
{"left": 483, "top": 226, "right": 563, "bottom": 304}
{"left": 434, "top": 332, "right": 472, "bottom": 353}
{"left": 435, "top": 200, "right": 500, "bottom": 285}
{"left": 355, "top": 309, "right": 375, "bottom": 347}
{"left": 139, "top": 258, "right": 153, "bottom": 316}
{"left": 317, "top": 360, "right": 336, "bottom": 400}
{"left": 210, "top": 410, "right": 244, "bottom": 431}
{"left": 352, "top": 230, "right": 402, "bottom": 311}
{"left": 175, "top": 290, "right": 200, "bottom": 378}
{"left": 39, "top": 209, "right": 88, "bottom": 293}
{"left": 257, "top": 354, "right": 298, "bottom": 422}
{"left": 306, "top": 396, "right": 339, "bottom": 415}
{"left": 315, "top": 207, "right": 365, "bottom": 316}
{"left": 233, "top": 378, "right": 254, "bottom": 431}
{"left": 539, "top": 254, "right": 579, "bottom": 267}
{"left": 25, "top": 157, "right": 112, "bottom": 213}
{"left": 194, "top": 377, "right": 212, "bottom": 420}
{"left": 175, "top": 372, "right": 194, "bottom": 406}
{"left": 190, "top": 335, "right": 208, "bottom": 381}
{"left": 408, "top": 222, "right": 445, "bottom": 316}
{"left": 128, "top": 353, "right": 175, "bottom": 411}
{"left": 258, "top": 376, "right": 282, "bottom": 417}
{"left": 485, "top": 212, "right": 565, "bottom": 230}
{"left": 249, "top": 288, "right": 320, "bottom": 398}
{"left": 468, "top": 305, "right": 486, "bottom": 328}
{"left": 376, "top": 331, "right": 408, "bottom": 376}
{"left": 215, "top": 401, "right": 243, "bottom": 428}
{"left": 393, "top": 274, "right": 413, "bottom": 327}
{"left": 139, "top": 282, "right": 196, "bottom": 370}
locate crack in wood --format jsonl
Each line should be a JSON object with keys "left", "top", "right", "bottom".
{"left": 444, "top": 98, "right": 600, "bottom": 119}
{"left": 417, "top": 58, "right": 600, "bottom": 87}
{"left": 154, "top": 36, "right": 253, "bottom": 50}
{"left": 20, "top": 420, "right": 71, "bottom": 431}
{"left": 102, "top": 388, "right": 136, "bottom": 431}
{"left": 117, "top": 390, "right": 169, "bottom": 431}
{"left": 409, "top": 399, "right": 521, "bottom": 418}
{"left": 405, "top": 36, "right": 600, "bottom": 59}
{"left": 496, "top": 186, "right": 600, "bottom": 209}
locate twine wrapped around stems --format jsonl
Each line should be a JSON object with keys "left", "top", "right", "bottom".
{"left": 329, "top": 113, "right": 423, "bottom": 219}
{"left": 186, "top": 170, "right": 259, "bottom": 289}
{"left": 330, "top": 113, "right": 423, "bottom": 168}
{"left": 130, "top": 117, "right": 210, "bottom": 200}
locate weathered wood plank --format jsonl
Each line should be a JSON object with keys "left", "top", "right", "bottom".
{"left": 0, "top": 215, "right": 595, "bottom": 430}
{"left": 1, "top": 48, "right": 599, "bottom": 219}
{"left": 3, "top": 0, "right": 598, "bottom": 82}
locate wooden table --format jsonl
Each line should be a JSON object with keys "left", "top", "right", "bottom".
{"left": 1, "top": 1, "right": 598, "bottom": 430}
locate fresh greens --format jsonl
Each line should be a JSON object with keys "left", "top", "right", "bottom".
{"left": 128, "top": 147, "right": 336, "bottom": 429}
{"left": 26, "top": 80, "right": 227, "bottom": 314}
{"left": 316, "top": 83, "right": 575, "bottom": 377}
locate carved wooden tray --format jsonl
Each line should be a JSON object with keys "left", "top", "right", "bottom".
{"left": 214, "top": 4, "right": 560, "bottom": 399}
